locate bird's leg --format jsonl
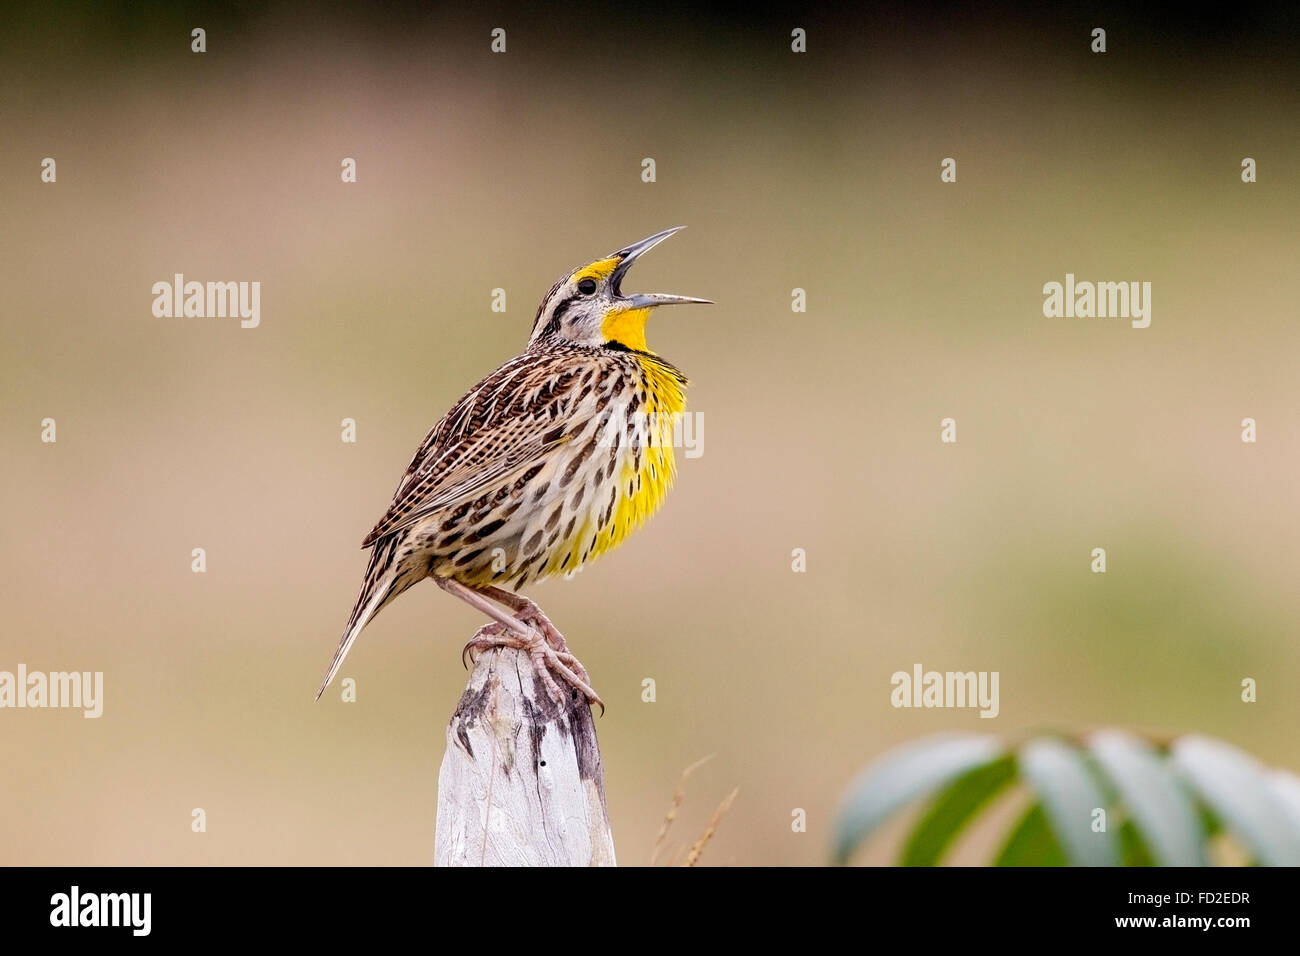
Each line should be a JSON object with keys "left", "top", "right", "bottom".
{"left": 436, "top": 576, "right": 602, "bottom": 712}
{"left": 472, "top": 583, "right": 592, "bottom": 687}
{"left": 475, "top": 585, "right": 571, "bottom": 655}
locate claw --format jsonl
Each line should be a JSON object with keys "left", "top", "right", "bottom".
{"left": 458, "top": 622, "right": 602, "bottom": 713}
{"left": 511, "top": 606, "right": 598, "bottom": 707}
{"left": 461, "top": 622, "right": 506, "bottom": 669}
{"left": 543, "top": 652, "right": 602, "bottom": 712}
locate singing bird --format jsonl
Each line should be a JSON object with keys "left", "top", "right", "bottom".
{"left": 316, "top": 227, "right": 710, "bottom": 709}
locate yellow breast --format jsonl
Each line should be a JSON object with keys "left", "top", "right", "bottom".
{"left": 551, "top": 355, "right": 687, "bottom": 575}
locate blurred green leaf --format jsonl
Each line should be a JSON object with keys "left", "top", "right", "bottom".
{"left": 901, "top": 755, "right": 1016, "bottom": 866}
{"left": 832, "top": 734, "right": 1003, "bottom": 864}
{"left": 1118, "top": 819, "right": 1156, "bottom": 866}
{"left": 1172, "top": 735, "right": 1300, "bottom": 866}
{"left": 1090, "top": 730, "right": 1205, "bottom": 866}
{"left": 995, "top": 804, "right": 1066, "bottom": 866}
{"left": 836, "top": 730, "right": 1300, "bottom": 866}
{"left": 1197, "top": 801, "right": 1223, "bottom": 837}
{"left": 1018, "top": 737, "right": 1120, "bottom": 866}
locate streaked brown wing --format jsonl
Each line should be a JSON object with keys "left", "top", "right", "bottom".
{"left": 360, "top": 351, "right": 587, "bottom": 547}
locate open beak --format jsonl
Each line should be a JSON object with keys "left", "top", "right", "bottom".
{"left": 610, "top": 226, "right": 713, "bottom": 308}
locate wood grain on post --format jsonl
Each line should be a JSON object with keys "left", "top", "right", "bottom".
{"left": 434, "top": 645, "right": 616, "bottom": 866}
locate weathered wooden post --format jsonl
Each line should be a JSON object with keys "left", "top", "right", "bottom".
{"left": 434, "top": 646, "right": 616, "bottom": 866}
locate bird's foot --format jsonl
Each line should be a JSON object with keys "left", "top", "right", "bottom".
{"left": 511, "top": 599, "right": 571, "bottom": 655}
{"left": 461, "top": 623, "right": 603, "bottom": 715}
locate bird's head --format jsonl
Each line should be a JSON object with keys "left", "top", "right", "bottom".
{"left": 527, "top": 226, "right": 711, "bottom": 353}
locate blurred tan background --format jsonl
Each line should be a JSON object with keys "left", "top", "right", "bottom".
{"left": 2, "top": 4, "right": 1298, "bottom": 865}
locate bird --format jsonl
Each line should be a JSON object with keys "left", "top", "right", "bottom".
{"left": 315, "top": 227, "right": 711, "bottom": 710}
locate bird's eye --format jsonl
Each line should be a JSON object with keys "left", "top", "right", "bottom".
{"left": 577, "top": 278, "right": 598, "bottom": 295}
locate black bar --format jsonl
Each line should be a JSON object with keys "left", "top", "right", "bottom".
{"left": 0, "top": 866, "right": 1277, "bottom": 941}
